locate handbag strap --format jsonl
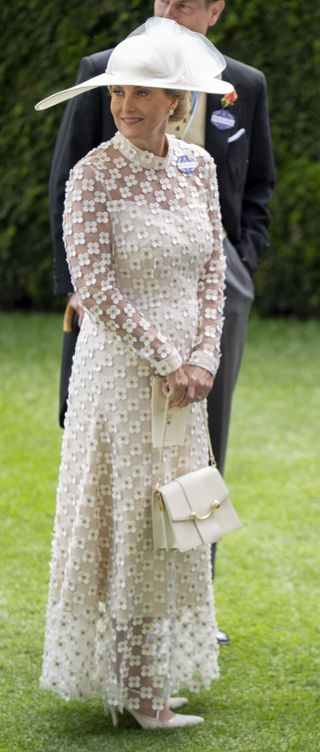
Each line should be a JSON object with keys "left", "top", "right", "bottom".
{"left": 156, "top": 393, "right": 217, "bottom": 488}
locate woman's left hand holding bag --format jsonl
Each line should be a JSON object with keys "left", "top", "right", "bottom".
{"left": 161, "top": 365, "right": 213, "bottom": 408}
{"left": 180, "top": 365, "right": 214, "bottom": 406}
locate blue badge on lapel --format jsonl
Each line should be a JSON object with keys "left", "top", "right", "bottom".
{"left": 176, "top": 155, "right": 198, "bottom": 175}
{"left": 211, "top": 109, "right": 235, "bottom": 131}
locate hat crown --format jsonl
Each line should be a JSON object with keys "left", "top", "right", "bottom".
{"left": 108, "top": 33, "right": 187, "bottom": 86}
{"left": 107, "top": 17, "right": 226, "bottom": 88}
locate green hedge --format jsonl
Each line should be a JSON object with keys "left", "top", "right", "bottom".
{"left": 1, "top": 0, "right": 319, "bottom": 315}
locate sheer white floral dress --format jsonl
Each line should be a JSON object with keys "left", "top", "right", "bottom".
{"left": 40, "top": 131, "right": 226, "bottom": 715}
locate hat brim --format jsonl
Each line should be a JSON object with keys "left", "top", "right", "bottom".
{"left": 35, "top": 72, "right": 233, "bottom": 111}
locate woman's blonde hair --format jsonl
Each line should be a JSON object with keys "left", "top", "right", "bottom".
{"left": 165, "top": 90, "right": 190, "bottom": 122}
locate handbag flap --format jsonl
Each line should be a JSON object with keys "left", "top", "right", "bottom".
{"left": 157, "top": 466, "right": 241, "bottom": 551}
{"left": 160, "top": 466, "right": 229, "bottom": 522}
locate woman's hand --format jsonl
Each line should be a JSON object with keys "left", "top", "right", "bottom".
{"left": 160, "top": 367, "right": 188, "bottom": 407}
{"left": 180, "top": 365, "right": 214, "bottom": 406}
{"left": 161, "top": 365, "right": 214, "bottom": 407}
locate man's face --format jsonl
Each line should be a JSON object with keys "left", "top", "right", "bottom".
{"left": 153, "top": 0, "right": 225, "bottom": 35}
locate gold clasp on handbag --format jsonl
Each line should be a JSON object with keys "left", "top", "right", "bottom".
{"left": 188, "top": 500, "right": 221, "bottom": 521}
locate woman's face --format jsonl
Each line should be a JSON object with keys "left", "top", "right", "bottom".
{"left": 110, "top": 85, "right": 177, "bottom": 155}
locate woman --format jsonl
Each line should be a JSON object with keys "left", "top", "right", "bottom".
{"left": 36, "top": 18, "right": 233, "bottom": 730}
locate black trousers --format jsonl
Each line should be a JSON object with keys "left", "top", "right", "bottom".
{"left": 207, "top": 237, "right": 255, "bottom": 573}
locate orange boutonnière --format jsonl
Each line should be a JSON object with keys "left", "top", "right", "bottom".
{"left": 221, "top": 90, "right": 238, "bottom": 108}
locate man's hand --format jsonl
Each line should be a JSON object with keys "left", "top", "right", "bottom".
{"left": 68, "top": 292, "right": 85, "bottom": 327}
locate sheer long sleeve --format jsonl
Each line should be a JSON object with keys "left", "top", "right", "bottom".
{"left": 63, "top": 162, "right": 182, "bottom": 376}
{"left": 187, "top": 160, "right": 226, "bottom": 376}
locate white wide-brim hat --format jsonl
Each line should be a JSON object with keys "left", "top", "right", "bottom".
{"left": 35, "top": 17, "right": 233, "bottom": 110}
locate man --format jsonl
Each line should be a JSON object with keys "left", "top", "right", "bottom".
{"left": 49, "top": 0, "right": 275, "bottom": 641}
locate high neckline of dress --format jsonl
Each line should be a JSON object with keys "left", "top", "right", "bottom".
{"left": 114, "top": 131, "right": 171, "bottom": 171}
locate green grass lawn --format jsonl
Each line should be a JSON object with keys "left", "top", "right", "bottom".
{"left": 0, "top": 313, "right": 319, "bottom": 752}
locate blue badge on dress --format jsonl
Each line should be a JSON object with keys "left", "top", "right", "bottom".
{"left": 176, "top": 155, "right": 198, "bottom": 175}
{"left": 211, "top": 109, "right": 235, "bottom": 130}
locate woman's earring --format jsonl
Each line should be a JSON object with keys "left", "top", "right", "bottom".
{"left": 169, "top": 108, "right": 175, "bottom": 116}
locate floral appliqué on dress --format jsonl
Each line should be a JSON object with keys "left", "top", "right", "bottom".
{"left": 40, "top": 132, "right": 226, "bottom": 713}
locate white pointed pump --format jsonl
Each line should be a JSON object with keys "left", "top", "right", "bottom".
{"left": 108, "top": 697, "right": 204, "bottom": 730}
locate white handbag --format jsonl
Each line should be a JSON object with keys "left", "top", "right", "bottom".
{"left": 152, "top": 395, "right": 241, "bottom": 552}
